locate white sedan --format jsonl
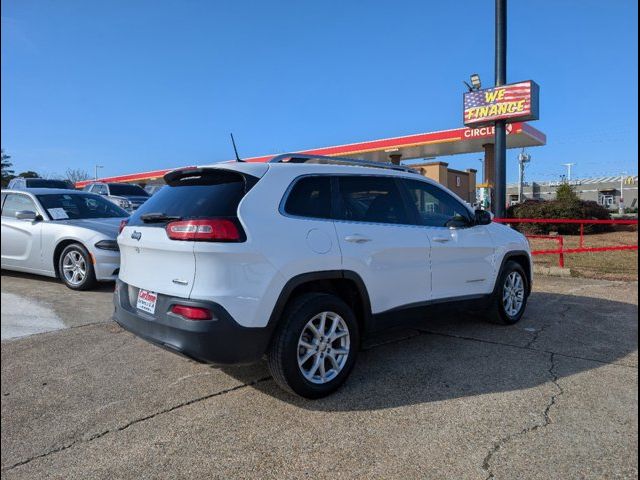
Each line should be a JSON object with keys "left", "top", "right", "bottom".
{"left": 1, "top": 188, "right": 129, "bottom": 290}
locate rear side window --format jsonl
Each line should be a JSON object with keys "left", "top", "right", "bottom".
{"left": 108, "top": 184, "right": 148, "bottom": 196}
{"left": 336, "top": 176, "right": 409, "bottom": 225}
{"left": 284, "top": 176, "right": 332, "bottom": 219}
{"left": 25, "top": 179, "right": 72, "bottom": 189}
{"left": 127, "top": 170, "right": 256, "bottom": 227}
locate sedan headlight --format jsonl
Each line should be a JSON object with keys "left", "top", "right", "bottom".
{"left": 115, "top": 198, "right": 132, "bottom": 209}
{"left": 95, "top": 240, "right": 119, "bottom": 251}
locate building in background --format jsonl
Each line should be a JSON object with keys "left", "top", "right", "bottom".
{"left": 506, "top": 175, "right": 639, "bottom": 210}
{"left": 409, "top": 161, "right": 477, "bottom": 203}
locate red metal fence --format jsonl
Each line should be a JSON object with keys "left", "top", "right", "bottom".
{"left": 494, "top": 218, "right": 639, "bottom": 268}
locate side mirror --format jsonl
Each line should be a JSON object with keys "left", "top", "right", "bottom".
{"left": 474, "top": 209, "right": 493, "bottom": 226}
{"left": 15, "top": 210, "right": 39, "bottom": 221}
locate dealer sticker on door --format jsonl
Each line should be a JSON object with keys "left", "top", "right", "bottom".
{"left": 136, "top": 290, "right": 158, "bottom": 314}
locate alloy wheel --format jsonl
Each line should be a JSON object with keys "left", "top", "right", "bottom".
{"left": 62, "top": 250, "right": 87, "bottom": 286}
{"left": 297, "top": 311, "right": 350, "bottom": 384}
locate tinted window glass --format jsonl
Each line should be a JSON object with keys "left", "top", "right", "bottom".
{"left": 128, "top": 171, "right": 255, "bottom": 227}
{"left": 2, "top": 194, "right": 38, "bottom": 218}
{"left": 402, "top": 179, "right": 471, "bottom": 228}
{"left": 24, "top": 179, "right": 72, "bottom": 189}
{"left": 37, "top": 193, "right": 128, "bottom": 220}
{"left": 336, "top": 176, "right": 409, "bottom": 225}
{"left": 285, "top": 176, "right": 332, "bottom": 219}
{"left": 108, "top": 184, "right": 148, "bottom": 196}
{"left": 94, "top": 184, "right": 108, "bottom": 195}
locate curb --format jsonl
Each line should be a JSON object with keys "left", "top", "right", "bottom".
{"left": 533, "top": 265, "right": 572, "bottom": 277}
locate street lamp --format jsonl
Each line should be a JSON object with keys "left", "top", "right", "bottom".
{"left": 464, "top": 74, "right": 482, "bottom": 92}
{"left": 94, "top": 165, "right": 104, "bottom": 181}
{"left": 470, "top": 73, "right": 481, "bottom": 90}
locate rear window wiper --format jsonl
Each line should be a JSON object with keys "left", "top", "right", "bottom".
{"left": 139, "top": 212, "right": 182, "bottom": 223}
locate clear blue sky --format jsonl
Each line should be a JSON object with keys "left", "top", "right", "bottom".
{"left": 1, "top": 0, "right": 638, "bottom": 182}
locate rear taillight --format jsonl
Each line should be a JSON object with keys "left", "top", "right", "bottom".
{"left": 170, "top": 305, "right": 212, "bottom": 320}
{"left": 165, "top": 219, "right": 241, "bottom": 242}
{"left": 119, "top": 219, "right": 129, "bottom": 234}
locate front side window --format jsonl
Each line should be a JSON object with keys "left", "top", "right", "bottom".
{"left": 336, "top": 176, "right": 409, "bottom": 225}
{"left": 402, "top": 179, "right": 472, "bottom": 228}
{"left": 36, "top": 193, "right": 128, "bottom": 220}
{"left": 284, "top": 176, "right": 332, "bottom": 219}
{"left": 2, "top": 194, "right": 38, "bottom": 218}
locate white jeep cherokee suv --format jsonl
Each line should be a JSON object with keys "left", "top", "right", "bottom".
{"left": 114, "top": 154, "right": 532, "bottom": 398}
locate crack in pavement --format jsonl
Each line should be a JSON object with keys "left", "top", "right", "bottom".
{"left": 524, "top": 303, "right": 572, "bottom": 349}
{"left": 482, "top": 353, "right": 564, "bottom": 480}
{"left": 1, "top": 376, "right": 272, "bottom": 473}
{"left": 417, "top": 329, "right": 637, "bottom": 369}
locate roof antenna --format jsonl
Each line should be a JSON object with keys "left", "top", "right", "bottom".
{"left": 230, "top": 133, "right": 244, "bottom": 162}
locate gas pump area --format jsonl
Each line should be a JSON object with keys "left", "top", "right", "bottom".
{"left": 76, "top": 121, "right": 546, "bottom": 209}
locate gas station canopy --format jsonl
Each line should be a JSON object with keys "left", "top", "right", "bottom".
{"left": 76, "top": 122, "right": 546, "bottom": 187}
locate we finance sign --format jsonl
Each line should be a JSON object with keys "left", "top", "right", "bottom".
{"left": 463, "top": 80, "right": 539, "bottom": 127}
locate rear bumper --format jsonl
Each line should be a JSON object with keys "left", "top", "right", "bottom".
{"left": 113, "top": 280, "right": 272, "bottom": 365}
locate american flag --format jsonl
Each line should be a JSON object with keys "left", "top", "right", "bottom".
{"left": 464, "top": 81, "right": 532, "bottom": 122}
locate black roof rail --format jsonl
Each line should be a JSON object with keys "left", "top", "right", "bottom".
{"left": 268, "top": 153, "right": 420, "bottom": 175}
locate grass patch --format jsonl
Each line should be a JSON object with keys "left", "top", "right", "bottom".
{"left": 528, "top": 228, "right": 638, "bottom": 281}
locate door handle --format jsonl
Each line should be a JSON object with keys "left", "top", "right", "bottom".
{"left": 344, "top": 235, "right": 371, "bottom": 244}
{"left": 432, "top": 237, "right": 451, "bottom": 243}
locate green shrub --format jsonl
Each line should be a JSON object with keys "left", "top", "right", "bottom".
{"left": 555, "top": 182, "right": 579, "bottom": 202}
{"left": 506, "top": 198, "right": 612, "bottom": 235}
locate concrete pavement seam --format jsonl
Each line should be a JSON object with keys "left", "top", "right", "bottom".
{"left": 481, "top": 352, "right": 564, "bottom": 480}
{"left": 1, "top": 376, "right": 272, "bottom": 473}
{"left": 416, "top": 329, "right": 637, "bottom": 369}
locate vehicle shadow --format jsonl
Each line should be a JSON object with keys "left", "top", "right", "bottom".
{"left": 1, "top": 269, "right": 115, "bottom": 293}
{"left": 222, "top": 291, "right": 637, "bottom": 411}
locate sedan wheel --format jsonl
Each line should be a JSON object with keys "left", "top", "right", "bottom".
{"left": 58, "top": 244, "right": 97, "bottom": 290}
{"left": 62, "top": 250, "right": 88, "bottom": 286}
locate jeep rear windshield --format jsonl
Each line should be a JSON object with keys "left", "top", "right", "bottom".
{"left": 127, "top": 169, "right": 257, "bottom": 227}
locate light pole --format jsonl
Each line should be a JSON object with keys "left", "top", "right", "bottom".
{"left": 94, "top": 165, "right": 103, "bottom": 181}
{"left": 619, "top": 172, "right": 626, "bottom": 215}
{"left": 562, "top": 163, "right": 576, "bottom": 181}
{"left": 493, "top": 0, "right": 507, "bottom": 218}
{"left": 518, "top": 150, "right": 531, "bottom": 203}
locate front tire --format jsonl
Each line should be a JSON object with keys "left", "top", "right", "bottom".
{"left": 485, "top": 260, "right": 529, "bottom": 325}
{"left": 58, "top": 243, "right": 98, "bottom": 291}
{"left": 267, "top": 293, "right": 359, "bottom": 399}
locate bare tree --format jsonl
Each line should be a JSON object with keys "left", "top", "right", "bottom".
{"left": 65, "top": 168, "right": 91, "bottom": 184}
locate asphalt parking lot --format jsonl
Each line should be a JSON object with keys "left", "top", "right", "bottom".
{"left": 1, "top": 270, "right": 637, "bottom": 479}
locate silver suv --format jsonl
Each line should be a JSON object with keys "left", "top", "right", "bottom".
{"left": 83, "top": 182, "right": 150, "bottom": 212}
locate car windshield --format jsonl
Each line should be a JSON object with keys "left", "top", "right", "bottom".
{"left": 37, "top": 193, "right": 128, "bottom": 220}
{"left": 25, "top": 179, "right": 72, "bottom": 189}
{"left": 109, "top": 184, "right": 148, "bottom": 196}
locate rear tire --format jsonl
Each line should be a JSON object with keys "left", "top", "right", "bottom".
{"left": 267, "top": 293, "right": 359, "bottom": 399}
{"left": 485, "top": 260, "right": 529, "bottom": 325}
{"left": 58, "top": 243, "right": 98, "bottom": 291}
